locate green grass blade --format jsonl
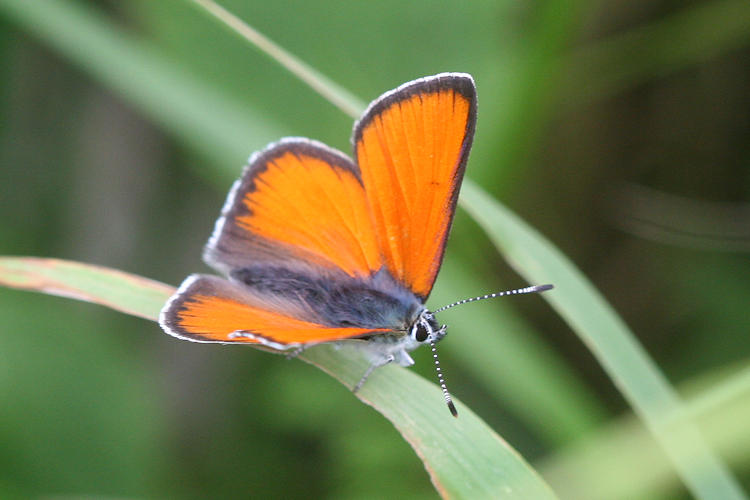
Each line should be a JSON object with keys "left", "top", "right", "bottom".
{"left": 539, "top": 364, "right": 750, "bottom": 499}
{"left": 0, "top": 0, "right": 285, "bottom": 169}
{"left": 0, "top": 256, "right": 557, "bottom": 499}
{"left": 482, "top": 0, "right": 588, "bottom": 190}
{"left": 187, "top": 0, "right": 366, "bottom": 119}
{"left": 458, "top": 179, "right": 746, "bottom": 499}
{"left": 0, "top": 257, "right": 173, "bottom": 321}
{"left": 305, "top": 346, "right": 557, "bottom": 499}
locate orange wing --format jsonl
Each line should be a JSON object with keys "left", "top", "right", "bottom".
{"left": 353, "top": 73, "right": 476, "bottom": 300}
{"left": 159, "top": 275, "right": 387, "bottom": 349}
{"left": 204, "top": 138, "right": 383, "bottom": 279}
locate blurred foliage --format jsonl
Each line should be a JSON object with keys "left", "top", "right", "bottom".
{"left": 1, "top": 0, "right": 749, "bottom": 498}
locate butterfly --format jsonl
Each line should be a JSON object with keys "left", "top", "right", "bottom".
{"left": 159, "top": 73, "right": 552, "bottom": 416}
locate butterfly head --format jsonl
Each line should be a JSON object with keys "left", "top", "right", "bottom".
{"left": 409, "top": 309, "right": 446, "bottom": 345}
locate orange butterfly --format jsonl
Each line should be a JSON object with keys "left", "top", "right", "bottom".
{"left": 159, "top": 73, "right": 551, "bottom": 416}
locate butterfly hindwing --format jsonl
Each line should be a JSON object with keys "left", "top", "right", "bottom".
{"left": 160, "top": 274, "right": 387, "bottom": 348}
{"left": 353, "top": 73, "right": 477, "bottom": 300}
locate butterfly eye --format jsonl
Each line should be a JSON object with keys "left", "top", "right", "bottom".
{"left": 412, "top": 322, "right": 429, "bottom": 342}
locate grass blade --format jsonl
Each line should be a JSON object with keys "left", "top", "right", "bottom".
{"left": 0, "top": 256, "right": 557, "bottom": 499}
{"left": 0, "top": 257, "right": 173, "bottom": 321}
{"left": 458, "top": 179, "right": 746, "bottom": 499}
{"left": 0, "top": 0, "right": 285, "bottom": 170}
{"left": 187, "top": 0, "right": 366, "bottom": 118}
{"left": 539, "top": 365, "right": 750, "bottom": 499}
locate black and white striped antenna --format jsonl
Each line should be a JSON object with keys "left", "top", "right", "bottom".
{"left": 430, "top": 283, "right": 553, "bottom": 417}
{"left": 433, "top": 284, "right": 553, "bottom": 314}
{"left": 430, "top": 339, "right": 457, "bottom": 417}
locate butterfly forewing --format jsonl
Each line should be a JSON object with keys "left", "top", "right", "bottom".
{"left": 204, "top": 138, "right": 382, "bottom": 279}
{"left": 353, "top": 73, "right": 477, "bottom": 300}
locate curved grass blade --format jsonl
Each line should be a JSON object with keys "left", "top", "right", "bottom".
{"left": 0, "top": 257, "right": 173, "bottom": 321}
{"left": 458, "top": 180, "right": 746, "bottom": 499}
{"left": 0, "top": 0, "right": 286, "bottom": 171}
{"left": 305, "top": 346, "right": 557, "bottom": 499}
{"left": 0, "top": 256, "right": 557, "bottom": 499}
{"left": 539, "top": 364, "right": 750, "bottom": 499}
{"left": 187, "top": 0, "right": 366, "bottom": 118}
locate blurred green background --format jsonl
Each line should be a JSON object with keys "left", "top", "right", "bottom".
{"left": 1, "top": 0, "right": 749, "bottom": 498}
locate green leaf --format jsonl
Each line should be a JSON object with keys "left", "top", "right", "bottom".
{"left": 539, "top": 364, "right": 750, "bottom": 499}
{"left": 0, "top": 0, "right": 285, "bottom": 171}
{"left": 0, "top": 257, "right": 173, "bottom": 321}
{"left": 458, "top": 180, "right": 745, "bottom": 499}
{"left": 186, "top": 0, "right": 367, "bottom": 118}
{"left": 0, "top": 256, "right": 557, "bottom": 499}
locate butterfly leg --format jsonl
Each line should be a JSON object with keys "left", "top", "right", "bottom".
{"left": 285, "top": 345, "right": 308, "bottom": 360}
{"left": 353, "top": 354, "right": 395, "bottom": 393}
{"left": 433, "top": 325, "right": 448, "bottom": 342}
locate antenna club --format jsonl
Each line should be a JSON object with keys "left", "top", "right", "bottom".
{"left": 448, "top": 401, "right": 458, "bottom": 417}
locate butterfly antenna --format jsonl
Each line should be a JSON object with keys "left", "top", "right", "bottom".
{"left": 431, "top": 339, "right": 458, "bottom": 417}
{"left": 433, "top": 284, "right": 554, "bottom": 314}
